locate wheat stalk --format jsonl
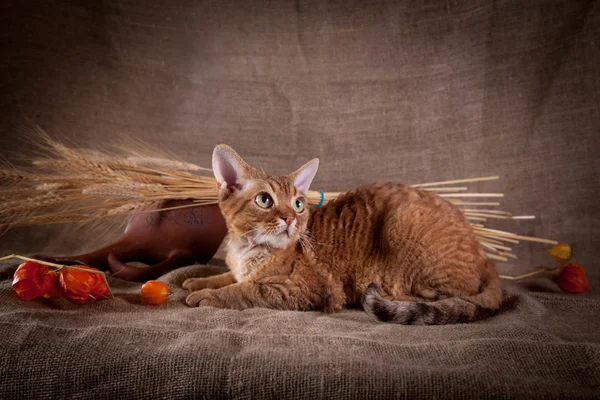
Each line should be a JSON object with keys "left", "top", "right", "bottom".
{"left": 103, "top": 201, "right": 154, "bottom": 216}
{"left": 82, "top": 183, "right": 164, "bottom": 198}
{"left": 0, "top": 188, "right": 40, "bottom": 198}
{"left": 28, "top": 213, "right": 94, "bottom": 224}
{"left": 0, "top": 126, "right": 558, "bottom": 274}
{"left": 125, "top": 156, "right": 209, "bottom": 172}
{"left": 0, "top": 169, "right": 32, "bottom": 181}
{"left": 2, "top": 193, "right": 65, "bottom": 213}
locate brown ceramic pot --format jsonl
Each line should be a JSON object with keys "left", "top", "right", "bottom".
{"left": 36, "top": 200, "right": 227, "bottom": 282}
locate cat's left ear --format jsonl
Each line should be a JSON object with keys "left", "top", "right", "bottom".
{"left": 288, "top": 158, "right": 319, "bottom": 193}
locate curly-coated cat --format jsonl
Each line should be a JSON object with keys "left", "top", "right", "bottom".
{"left": 183, "top": 145, "right": 502, "bottom": 324}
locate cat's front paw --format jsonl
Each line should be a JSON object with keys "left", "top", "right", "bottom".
{"left": 186, "top": 289, "right": 225, "bottom": 308}
{"left": 182, "top": 277, "right": 210, "bottom": 292}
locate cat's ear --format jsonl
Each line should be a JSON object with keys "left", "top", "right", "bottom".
{"left": 289, "top": 158, "right": 319, "bottom": 193}
{"left": 212, "top": 144, "right": 251, "bottom": 191}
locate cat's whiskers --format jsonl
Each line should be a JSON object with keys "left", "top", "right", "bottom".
{"left": 297, "top": 230, "right": 317, "bottom": 255}
{"left": 304, "top": 229, "right": 330, "bottom": 247}
{"left": 238, "top": 225, "right": 262, "bottom": 242}
{"left": 298, "top": 237, "right": 311, "bottom": 255}
{"left": 297, "top": 237, "right": 310, "bottom": 255}
{"left": 303, "top": 228, "right": 330, "bottom": 247}
{"left": 256, "top": 230, "right": 273, "bottom": 249}
{"left": 240, "top": 227, "right": 260, "bottom": 238}
{"left": 302, "top": 230, "right": 316, "bottom": 239}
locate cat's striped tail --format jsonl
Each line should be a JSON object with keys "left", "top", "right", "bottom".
{"left": 361, "top": 271, "right": 503, "bottom": 325}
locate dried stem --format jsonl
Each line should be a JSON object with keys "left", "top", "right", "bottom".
{"left": 0, "top": 127, "right": 558, "bottom": 278}
{"left": 412, "top": 176, "right": 500, "bottom": 187}
{"left": 499, "top": 267, "right": 557, "bottom": 280}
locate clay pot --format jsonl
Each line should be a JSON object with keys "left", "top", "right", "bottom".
{"left": 36, "top": 200, "right": 227, "bottom": 282}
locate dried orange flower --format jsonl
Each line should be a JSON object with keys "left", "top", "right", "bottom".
{"left": 12, "top": 261, "right": 55, "bottom": 300}
{"left": 43, "top": 271, "right": 62, "bottom": 299}
{"left": 60, "top": 266, "right": 106, "bottom": 304}
{"left": 548, "top": 243, "right": 572, "bottom": 265}
{"left": 557, "top": 263, "right": 590, "bottom": 293}
{"left": 141, "top": 280, "right": 171, "bottom": 305}
{"left": 80, "top": 266, "right": 109, "bottom": 300}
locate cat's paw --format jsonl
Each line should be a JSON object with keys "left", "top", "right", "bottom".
{"left": 182, "top": 276, "right": 230, "bottom": 291}
{"left": 182, "top": 277, "right": 211, "bottom": 292}
{"left": 181, "top": 278, "right": 220, "bottom": 292}
{"left": 186, "top": 289, "right": 224, "bottom": 308}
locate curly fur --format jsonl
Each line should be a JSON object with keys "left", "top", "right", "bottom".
{"left": 183, "top": 145, "right": 503, "bottom": 324}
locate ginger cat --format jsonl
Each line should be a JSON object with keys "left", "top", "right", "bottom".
{"left": 182, "top": 145, "right": 503, "bottom": 324}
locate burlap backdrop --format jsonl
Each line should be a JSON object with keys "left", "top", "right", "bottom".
{"left": 1, "top": 1, "right": 599, "bottom": 398}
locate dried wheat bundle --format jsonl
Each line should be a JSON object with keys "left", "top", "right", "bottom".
{"left": 0, "top": 128, "right": 557, "bottom": 266}
{"left": 411, "top": 176, "right": 558, "bottom": 264}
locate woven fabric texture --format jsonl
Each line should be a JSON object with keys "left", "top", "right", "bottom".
{"left": 0, "top": 0, "right": 599, "bottom": 398}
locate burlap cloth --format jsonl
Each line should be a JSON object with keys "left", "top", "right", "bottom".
{"left": 1, "top": 0, "right": 599, "bottom": 398}
{"left": 1, "top": 261, "right": 599, "bottom": 399}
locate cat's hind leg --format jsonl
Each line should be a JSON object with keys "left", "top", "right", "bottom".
{"left": 367, "top": 201, "right": 502, "bottom": 324}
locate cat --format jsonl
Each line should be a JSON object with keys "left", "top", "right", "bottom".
{"left": 182, "top": 144, "right": 503, "bottom": 324}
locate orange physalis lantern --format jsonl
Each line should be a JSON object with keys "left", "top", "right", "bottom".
{"left": 140, "top": 280, "right": 171, "bottom": 305}
{"left": 557, "top": 263, "right": 590, "bottom": 294}
{"left": 12, "top": 261, "right": 55, "bottom": 300}
{"left": 43, "top": 271, "right": 62, "bottom": 299}
{"left": 59, "top": 265, "right": 105, "bottom": 304}
{"left": 79, "top": 265, "right": 109, "bottom": 300}
{"left": 548, "top": 243, "right": 572, "bottom": 265}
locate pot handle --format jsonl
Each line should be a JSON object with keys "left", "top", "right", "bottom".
{"left": 107, "top": 250, "right": 196, "bottom": 282}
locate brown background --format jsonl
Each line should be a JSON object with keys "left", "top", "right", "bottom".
{"left": 1, "top": 1, "right": 600, "bottom": 398}
{"left": 1, "top": 0, "right": 599, "bottom": 282}
{"left": 0, "top": 0, "right": 600, "bottom": 277}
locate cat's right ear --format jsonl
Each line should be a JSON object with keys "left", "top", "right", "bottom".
{"left": 212, "top": 144, "right": 249, "bottom": 194}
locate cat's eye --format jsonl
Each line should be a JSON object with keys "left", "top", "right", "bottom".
{"left": 255, "top": 193, "right": 273, "bottom": 209}
{"left": 293, "top": 198, "right": 304, "bottom": 212}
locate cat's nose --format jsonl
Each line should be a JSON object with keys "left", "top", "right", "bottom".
{"left": 281, "top": 216, "right": 293, "bottom": 226}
